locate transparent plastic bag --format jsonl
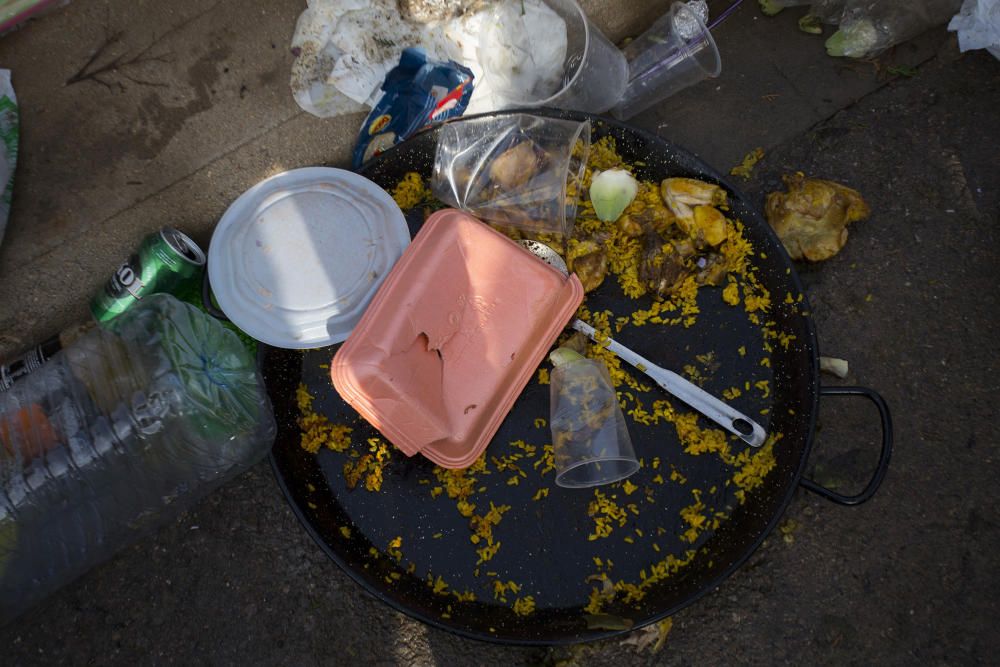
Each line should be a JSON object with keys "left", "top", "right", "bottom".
{"left": 827, "top": 0, "right": 964, "bottom": 57}
{"left": 431, "top": 114, "right": 591, "bottom": 237}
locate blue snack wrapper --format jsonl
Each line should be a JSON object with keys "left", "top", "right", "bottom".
{"left": 352, "top": 48, "right": 474, "bottom": 169}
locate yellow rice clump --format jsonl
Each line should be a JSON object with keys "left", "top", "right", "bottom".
{"left": 512, "top": 596, "right": 536, "bottom": 617}
{"left": 453, "top": 589, "right": 477, "bottom": 602}
{"left": 429, "top": 575, "right": 449, "bottom": 595}
{"left": 533, "top": 445, "right": 556, "bottom": 474}
{"left": 342, "top": 438, "right": 391, "bottom": 491}
{"left": 493, "top": 579, "right": 521, "bottom": 602}
{"left": 391, "top": 171, "right": 431, "bottom": 210}
{"left": 583, "top": 575, "right": 613, "bottom": 615}
{"left": 586, "top": 136, "right": 628, "bottom": 173}
{"left": 679, "top": 489, "right": 708, "bottom": 543}
{"left": 387, "top": 536, "right": 403, "bottom": 560}
{"left": 471, "top": 502, "right": 510, "bottom": 545}
{"left": 297, "top": 384, "right": 353, "bottom": 453}
{"left": 731, "top": 434, "right": 780, "bottom": 504}
{"left": 613, "top": 550, "right": 698, "bottom": 605}
{"left": 587, "top": 489, "right": 629, "bottom": 541}
{"left": 722, "top": 280, "right": 741, "bottom": 306}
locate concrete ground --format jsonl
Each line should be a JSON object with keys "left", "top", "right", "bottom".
{"left": 1, "top": 0, "right": 998, "bottom": 664}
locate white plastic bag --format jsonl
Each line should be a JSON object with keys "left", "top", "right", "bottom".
{"left": 289, "top": 0, "right": 460, "bottom": 117}
{"left": 826, "top": 0, "right": 964, "bottom": 58}
{"left": 287, "top": 0, "right": 575, "bottom": 117}
{"left": 948, "top": 0, "right": 1000, "bottom": 59}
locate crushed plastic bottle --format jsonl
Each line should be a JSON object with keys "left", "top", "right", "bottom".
{"left": 0, "top": 294, "right": 276, "bottom": 624}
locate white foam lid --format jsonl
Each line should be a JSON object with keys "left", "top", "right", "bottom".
{"left": 208, "top": 167, "right": 410, "bottom": 349}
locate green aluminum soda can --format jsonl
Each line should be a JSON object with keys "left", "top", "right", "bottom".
{"left": 90, "top": 227, "right": 207, "bottom": 325}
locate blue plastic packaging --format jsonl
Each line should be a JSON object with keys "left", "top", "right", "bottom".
{"left": 352, "top": 47, "right": 474, "bottom": 168}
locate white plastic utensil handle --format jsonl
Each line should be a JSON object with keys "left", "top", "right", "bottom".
{"left": 571, "top": 319, "right": 768, "bottom": 448}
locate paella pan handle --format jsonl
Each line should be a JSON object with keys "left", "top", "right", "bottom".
{"left": 799, "top": 386, "right": 893, "bottom": 506}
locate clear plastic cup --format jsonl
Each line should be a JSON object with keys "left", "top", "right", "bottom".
{"left": 431, "top": 114, "right": 591, "bottom": 237}
{"left": 477, "top": 0, "right": 628, "bottom": 114}
{"left": 611, "top": 1, "right": 721, "bottom": 121}
{"left": 549, "top": 357, "right": 639, "bottom": 488}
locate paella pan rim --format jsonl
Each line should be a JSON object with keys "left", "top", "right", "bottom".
{"left": 265, "top": 108, "right": 821, "bottom": 646}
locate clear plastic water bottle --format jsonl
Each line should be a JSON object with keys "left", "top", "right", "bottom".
{"left": 0, "top": 294, "right": 276, "bottom": 623}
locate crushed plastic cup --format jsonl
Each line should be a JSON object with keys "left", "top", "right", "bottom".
{"left": 611, "top": 1, "right": 721, "bottom": 121}
{"left": 477, "top": 0, "right": 628, "bottom": 114}
{"left": 549, "top": 356, "right": 639, "bottom": 488}
{"left": 431, "top": 114, "right": 590, "bottom": 237}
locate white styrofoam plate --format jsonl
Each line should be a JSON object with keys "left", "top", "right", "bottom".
{"left": 208, "top": 167, "right": 410, "bottom": 349}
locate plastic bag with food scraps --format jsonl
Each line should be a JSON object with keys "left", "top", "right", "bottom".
{"left": 761, "top": 0, "right": 968, "bottom": 55}
{"left": 288, "top": 0, "right": 569, "bottom": 117}
{"left": 431, "top": 114, "right": 591, "bottom": 237}
{"left": 826, "top": 0, "right": 964, "bottom": 58}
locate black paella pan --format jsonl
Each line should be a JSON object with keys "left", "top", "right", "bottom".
{"left": 261, "top": 110, "right": 892, "bottom": 644}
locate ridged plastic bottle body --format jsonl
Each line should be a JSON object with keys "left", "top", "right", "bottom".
{"left": 0, "top": 315, "right": 273, "bottom": 623}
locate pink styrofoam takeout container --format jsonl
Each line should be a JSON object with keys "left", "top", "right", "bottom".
{"left": 331, "top": 209, "right": 584, "bottom": 469}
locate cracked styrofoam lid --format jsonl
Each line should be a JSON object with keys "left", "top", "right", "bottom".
{"left": 208, "top": 167, "right": 410, "bottom": 349}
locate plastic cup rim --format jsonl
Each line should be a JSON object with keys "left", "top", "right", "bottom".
{"left": 495, "top": 0, "right": 592, "bottom": 107}
{"left": 554, "top": 454, "right": 640, "bottom": 489}
{"left": 669, "top": 1, "right": 721, "bottom": 77}
{"left": 559, "top": 117, "right": 591, "bottom": 231}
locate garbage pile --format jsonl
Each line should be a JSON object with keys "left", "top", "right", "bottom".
{"left": 759, "top": 0, "right": 980, "bottom": 58}
{"left": 291, "top": 0, "right": 723, "bottom": 122}
{"left": 0, "top": 0, "right": 903, "bottom": 631}
{"left": 289, "top": 0, "right": 576, "bottom": 117}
